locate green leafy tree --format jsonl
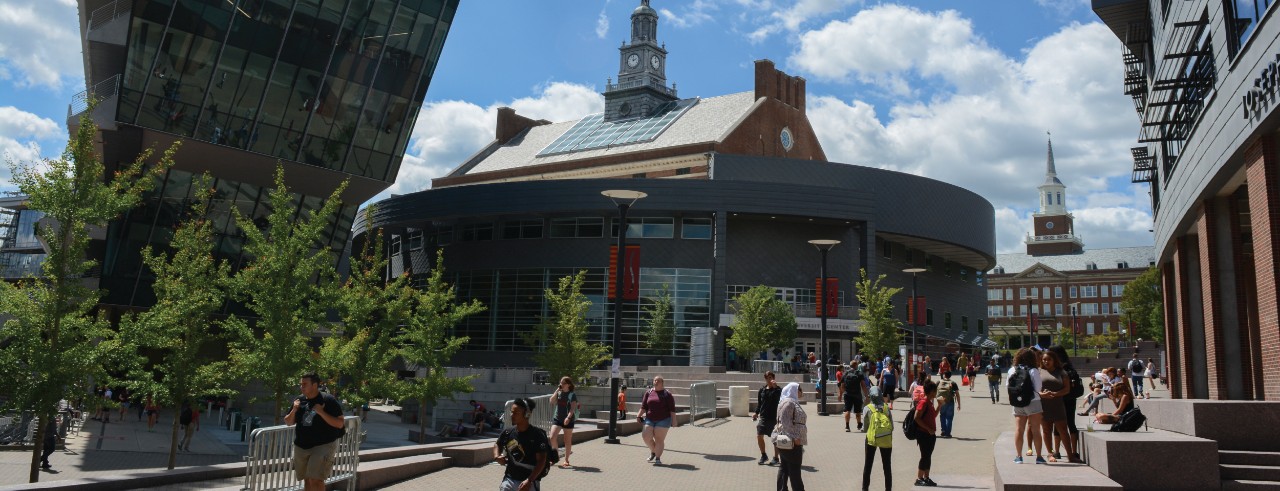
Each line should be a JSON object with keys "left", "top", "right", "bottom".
{"left": 526, "top": 270, "right": 612, "bottom": 382}
{"left": 119, "top": 176, "right": 235, "bottom": 469}
{"left": 397, "top": 250, "right": 486, "bottom": 443}
{"left": 727, "top": 285, "right": 797, "bottom": 368}
{"left": 317, "top": 217, "right": 411, "bottom": 419}
{"left": 642, "top": 284, "right": 676, "bottom": 355}
{"left": 225, "top": 166, "right": 347, "bottom": 423}
{"left": 854, "top": 269, "right": 904, "bottom": 358}
{"left": 1120, "top": 266, "right": 1164, "bottom": 342}
{"left": 0, "top": 111, "right": 174, "bottom": 483}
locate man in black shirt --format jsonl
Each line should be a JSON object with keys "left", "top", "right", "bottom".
{"left": 495, "top": 397, "right": 549, "bottom": 491}
{"left": 285, "top": 373, "right": 345, "bottom": 491}
{"left": 842, "top": 364, "right": 867, "bottom": 432}
{"left": 751, "top": 371, "right": 782, "bottom": 466}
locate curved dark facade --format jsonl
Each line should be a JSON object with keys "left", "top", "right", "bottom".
{"left": 358, "top": 154, "right": 996, "bottom": 366}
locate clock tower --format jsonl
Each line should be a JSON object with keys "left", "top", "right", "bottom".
{"left": 1026, "top": 135, "right": 1084, "bottom": 255}
{"left": 604, "top": 0, "right": 678, "bottom": 121}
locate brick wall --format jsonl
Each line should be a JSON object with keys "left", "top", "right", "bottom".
{"left": 1196, "top": 202, "right": 1228, "bottom": 399}
{"left": 1173, "top": 239, "right": 1196, "bottom": 398}
{"left": 1245, "top": 136, "right": 1280, "bottom": 401}
{"left": 1162, "top": 260, "right": 1182, "bottom": 399}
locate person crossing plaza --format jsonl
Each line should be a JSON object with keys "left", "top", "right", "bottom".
{"left": 936, "top": 371, "right": 961, "bottom": 438}
{"left": 985, "top": 360, "right": 1003, "bottom": 404}
{"left": 861, "top": 387, "right": 893, "bottom": 491}
{"left": 752, "top": 371, "right": 782, "bottom": 466}
{"left": 841, "top": 363, "right": 868, "bottom": 432}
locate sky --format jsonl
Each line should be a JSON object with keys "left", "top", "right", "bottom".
{"left": 0, "top": 0, "right": 1153, "bottom": 255}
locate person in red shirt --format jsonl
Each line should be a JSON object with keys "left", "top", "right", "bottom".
{"left": 913, "top": 380, "right": 939, "bottom": 487}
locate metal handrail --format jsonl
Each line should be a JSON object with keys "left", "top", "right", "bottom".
{"left": 243, "top": 416, "right": 361, "bottom": 491}
{"left": 687, "top": 381, "right": 717, "bottom": 422}
{"left": 69, "top": 75, "right": 121, "bottom": 118}
{"left": 88, "top": 0, "right": 131, "bottom": 30}
{"left": 502, "top": 394, "right": 554, "bottom": 433}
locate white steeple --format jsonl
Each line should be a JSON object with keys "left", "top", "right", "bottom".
{"left": 1036, "top": 133, "right": 1067, "bottom": 216}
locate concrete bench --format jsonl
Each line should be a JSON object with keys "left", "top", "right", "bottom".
{"left": 441, "top": 440, "right": 500, "bottom": 467}
{"left": 1079, "top": 427, "right": 1219, "bottom": 490}
{"left": 993, "top": 431, "right": 1122, "bottom": 491}
{"left": 357, "top": 453, "right": 453, "bottom": 489}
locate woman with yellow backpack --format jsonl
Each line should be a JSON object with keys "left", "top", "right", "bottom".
{"left": 861, "top": 386, "right": 893, "bottom": 491}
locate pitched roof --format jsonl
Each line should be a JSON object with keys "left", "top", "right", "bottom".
{"left": 451, "top": 91, "right": 758, "bottom": 177}
{"left": 991, "top": 246, "right": 1155, "bottom": 274}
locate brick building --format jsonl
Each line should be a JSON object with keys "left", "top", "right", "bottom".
{"left": 986, "top": 138, "right": 1155, "bottom": 347}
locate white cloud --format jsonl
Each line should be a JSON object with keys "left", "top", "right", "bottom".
{"left": 0, "top": 106, "right": 64, "bottom": 186}
{"left": 596, "top": 8, "right": 610, "bottom": 39}
{"left": 791, "top": 6, "right": 1149, "bottom": 252}
{"left": 378, "top": 82, "right": 604, "bottom": 199}
{"left": 742, "top": 0, "right": 861, "bottom": 42}
{"left": 0, "top": 0, "right": 83, "bottom": 89}
{"left": 659, "top": 0, "right": 717, "bottom": 29}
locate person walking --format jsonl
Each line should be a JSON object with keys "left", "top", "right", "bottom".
{"left": 938, "top": 356, "right": 951, "bottom": 381}
{"left": 772, "top": 382, "right": 808, "bottom": 491}
{"left": 284, "top": 373, "right": 345, "bottom": 491}
{"left": 145, "top": 395, "right": 159, "bottom": 431}
{"left": 965, "top": 360, "right": 978, "bottom": 392}
{"left": 880, "top": 365, "right": 898, "bottom": 411}
{"left": 495, "top": 397, "right": 550, "bottom": 491}
{"left": 842, "top": 364, "right": 867, "bottom": 432}
{"left": 618, "top": 385, "right": 628, "bottom": 419}
{"left": 638, "top": 375, "right": 678, "bottom": 465}
{"left": 1007, "top": 348, "right": 1045, "bottom": 464}
{"left": 39, "top": 418, "right": 57, "bottom": 470}
{"left": 913, "top": 380, "right": 939, "bottom": 487}
{"left": 117, "top": 388, "right": 130, "bottom": 421}
{"left": 861, "top": 387, "right": 893, "bottom": 491}
{"left": 753, "top": 371, "right": 782, "bottom": 465}
{"left": 1037, "top": 350, "right": 1076, "bottom": 462}
{"left": 1127, "top": 354, "right": 1146, "bottom": 399}
{"left": 178, "top": 401, "right": 200, "bottom": 451}
{"left": 936, "top": 371, "right": 960, "bottom": 438}
{"left": 548, "top": 376, "right": 579, "bottom": 468}
{"left": 1144, "top": 358, "right": 1157, "bottom": 397}
{"left": 985, "top": 359, "right": 1003, "bottom": 404}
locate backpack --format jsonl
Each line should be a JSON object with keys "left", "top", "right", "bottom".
{"left": 901, "top": 405, "right": 919, "bottom": 440}
{"left": 843, "top": 372, "right": 862, "bottom": 394}
{"left": 937, "top": 380, "right": 956, "bottom": 402}
{"left": 1129, "top": 359, "right": 1145, "bottom": 375}
{"left": 1007, "top": 366, "right": 1036, "bottom": 408}
{"left": 180, "top": 407, "right": 193, "bottom": 426}
{"left": 1066, "top": 366, "right": 1085, "bottom": 399}
{"left": 866, "top": 405, "right": 893, "bottom": 447}
{"left": 1109, "top": 407, "right": 1146, "bottom": 432}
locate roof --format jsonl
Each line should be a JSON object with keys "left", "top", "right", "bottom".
{"left": 991, "top": 246, "right": 1155, "bottom": 274}
{"left": 453, "top": 91, "right": 758, "bottom": 176}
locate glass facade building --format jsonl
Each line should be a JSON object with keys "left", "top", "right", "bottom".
{"left": 74, "top": 0, "right": 459, "bottom": 307}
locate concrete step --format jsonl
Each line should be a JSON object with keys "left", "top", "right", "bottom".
{"left": 358, "top": 454, "right": 453, "bottom": 490}
{"left": 1223, "top": 479, "right": 1280, "bottom": 490}
{"left": 1223, "top": 465, "right": 1280, "bottom": 482}
{"left": 993, "top": 430, "right": 1122, "bottom": 490}
{"left": 1224, "top": 451, "right": 1280, "bottom": 467}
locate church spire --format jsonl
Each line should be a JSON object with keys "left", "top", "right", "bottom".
{"left": 1044, "top": 132, "right": 1063, "bottom": 186}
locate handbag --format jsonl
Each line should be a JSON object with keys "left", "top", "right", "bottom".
{"left": 962, "top": 375, "right": 970, "bottom": 386}
{"left": 772, "top": 401, "right": 798, "bottom": 449}
{"left": 1110, "top": 407, "right": 1146, "bottom": 432}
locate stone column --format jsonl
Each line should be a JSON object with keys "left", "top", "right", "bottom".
{"left": 1195, "top": 201, "right": 1228, "bottom": 399}
{"left": 1245, "top": 136, "right": 1280, "bottom": 401}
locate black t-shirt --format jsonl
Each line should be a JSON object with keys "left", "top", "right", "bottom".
{"left": 843, "top": 372, "right": 863, "bottom": 396}
{"left": 757, "top": 386, "right": 782, "bottom": 422}
{"left": 294, "top": 393, "right": 344, "bottom": 449}
{"left": 497, "top": 426, "right": 549, "bottom": 481}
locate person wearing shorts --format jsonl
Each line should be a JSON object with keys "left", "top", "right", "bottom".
{"left": 1007, "top": 349, "right": 1045, "bottom": 464}
{"left": 841, "top": 365, "right": 866, "bottom": 432}
{"left": 285, "top": 373, "right": 345, "bottom": 491}
{"left": 548, "top": 376, "right": 579, "bottom": 468}
{"left": 752, "top": 371, "right": 782, "bottom": 465}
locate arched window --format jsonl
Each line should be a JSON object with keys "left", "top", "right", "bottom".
{"left": 1056, "top": 192, "right": 1062, "bottom": 205}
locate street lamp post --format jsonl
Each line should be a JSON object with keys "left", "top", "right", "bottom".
{"left": 1071, "top": 303, "right": 1079, "bottom": 357}
{"left": 602, "top": 189, "right": 646, "bottom": 444}
{"left": 904, "top": 268, "right": 926, "bottom": 376}
{"left": 808, "top": 239, "right": 840, "bottom": 416}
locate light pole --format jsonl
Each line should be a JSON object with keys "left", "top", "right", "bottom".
{"left": 1071, "top": 302, "right": 1079, "bottom": 357}
{"left": 602, "top": 189, "right": 646, "bottom": 444}
{"left": 904, "top": 267, "right": 926, "bottom": 376}
{"left": 808, "top": 239, "right": 840, "bottom": 416}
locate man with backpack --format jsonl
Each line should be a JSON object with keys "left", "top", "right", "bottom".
{"left": 1128, "top": 354, "right": 1146, "bottom": 399}
{"left": 985, "top": 360, "right": 1003, "bottom": 404}
{"left": 495, "top": 397, "right": 551, "bottom": 491}
{"left": 842, "top": 364, "right": 868, "bottom": 432}
{"left": 861, "top": 387, "right": 893, "bottom": 491}
{"left": 936, "top": 371, "right": 961, "bottom": 438}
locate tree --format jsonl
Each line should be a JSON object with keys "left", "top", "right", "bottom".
{"left": 854, "top": 269, "right": 904, "bottom": 359}
{"left": 225, "top": 166, "right": 347, "bottom": 423}
{"left": 118, "top": 176, "right": 235, "bottom": 469}
{"left": 526, "top": 270, "right": 612, "bottom": 382}
{"left": 0, "top": 110, "right": 174, "bottom": 483}
{"left": 317, "top": 217, "right": 411, "bottom": 419}
{"left": 1120, "top": 266, "right": 1163, "bottom": 343}
{"left": 642, "top": 284, "right": 676, "bottom": 355}
{"left": 726, "top": 285, "right": 797, "bottom": 367}
{"left": 397, "top": 250, "right": 486, "bottom": 443}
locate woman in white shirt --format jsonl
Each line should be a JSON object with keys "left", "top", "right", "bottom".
{"left": 1007, "top": 348, "right": 1045, "bottom": 464}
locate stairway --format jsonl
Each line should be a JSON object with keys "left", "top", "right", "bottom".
{"left": 1221, "top": 450, "right": 1280, "bottom": 490}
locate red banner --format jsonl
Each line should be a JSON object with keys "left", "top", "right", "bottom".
{"left": 815, "top": 278, "right": 839, "bottom": 317}
{"left": 609, "top": 245, "right": 641, "bottom": 300}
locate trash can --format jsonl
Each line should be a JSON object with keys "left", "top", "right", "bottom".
{"left": 728, "top": 386, "right": 750, "bottom": 417}
{"left": 232, "top": 411, "right": 243, "bottom": 431}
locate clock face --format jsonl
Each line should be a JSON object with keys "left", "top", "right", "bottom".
{"left": 1045, "top": 221, "right": 1055, "bottom": 230}
{"left": 627, "top": 54, "right": 640, "bottom": 68}
{"left": 650, "top": 55, "right": 660, "bottom": 69}
{"left": 619, "top": 102, "right": 632, "bottom": 116}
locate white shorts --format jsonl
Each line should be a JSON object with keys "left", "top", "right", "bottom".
{"left": 1011, "top": 399, "right": 1043, "bottom": 417}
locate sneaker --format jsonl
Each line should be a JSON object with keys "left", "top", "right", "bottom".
{"left": 1035, "top": 457, "right": 1047, "bottom": 464}
{"left": 647, "top": 453, "right": 655, "bottom": 463}
{"left": 845, "top": 426, "right": 851, "bottom": 432}
{"left": 914, "top": 478, "right": 928, "bottom": 486}
{"left": 653, "top": 458, "right": 662, "bottom": 466}
{"left": 857, "top": 422, "right": 863, "bottom": 431}
{"left": 758, "top": 455, "right": 768, "bottom": 465}
{"left": 1053, "top": 452, "right": 1062, "bottom": 460}
{"left": 1013, "top": 457, "right": 1023, "bottom": 464}
{"left": 924, "top": 477, "right": 938, "bottom": 486}
{"left": 770, "top": 457, "right": 780, "bottom": 466}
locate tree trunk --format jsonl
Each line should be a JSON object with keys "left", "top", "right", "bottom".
{"left": 168, "top": 411, "right": 180, "bottom": 470}
{"left": 28, "top": 410, "right": 48, "bottom": 483}
{"left": 418, "top": 404, "right": 427, "bottom": 444}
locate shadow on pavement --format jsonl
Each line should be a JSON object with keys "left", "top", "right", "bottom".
{"left": 562, "top": 466, "right": 601, "bottom": 473}
{"left": 661, "top": 463, "right": 698, "bottom": 471}
{"left": 702, "top": 453, "right": 754, "bottom": 462}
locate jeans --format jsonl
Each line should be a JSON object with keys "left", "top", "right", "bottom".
{"left": 989, "top": 381, "right": 1000, "bottom": 402}
{"left": 499, "top": 476, "right": 540, "bottom": 491}
{"left": 916, "top": 433, "right": 937, "bottom": 471}
{"left": 1132, "top": 376, "right": 1144, "bottom": 396}
{"left": 777, "top": 445, "right": 805, "bottom": 491}
{"left": 939, "top": 402, "right": 955, "bottom": 436}
{"left": 862, "top": 442, "right": 891, "bottom": 490}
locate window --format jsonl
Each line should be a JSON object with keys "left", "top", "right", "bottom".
{"left": 1113, "top": 302, "right": 1122, "bottom": 314}
{"left": 1113, "top": 284, "right": 1126, "bottom": 296}
{"left": 1103, "top": 322, "right": 1111, "bottom": 332}
{"left": 1070, "top": 286, "right": 1078, "bottom": 298}
{"left": 1087, "top": 322, "right": 1096, "bottom": 335}
{"left": 1226, "top": 0, "right": 1272, "bottom": 58}
{"left": 1031, "top": 304, "right": 1040, "bottom": 315}
{"left": 994, "top": 266, "right": 1005, "bottom": 274}
{"left": 961, "top": 316, "right": 969, "bottom": 332}
{"left": 502, "top": 219, "right": 544, "bottom": 239}
{"left": 681, "top": 218, "right": 712, "bottom": 239}
{"left": 1005, "top": 288, "right": 1013, "bottom": 299}
{"left": 1081, "top": 285, "right": 1098, "bottom": 298}
{"left": 1020, "top": 287, "right": 1028, "bottom": 299}
{"left": 1086, "top": 262, "right": 1098, "bottom": 270}
{"left": 978, "top": 319, "right": 985, "bottom": 334}
{"left": 975, "top": 270, "right": 983, "bottom": 286}
{"left": 926, "top": 309, "right": 934, "bottom": 326}
{"left": 1054, "top": 286, "right": 1062, "bottom": 298}
{"left": 1054, "top": 304, "right": 1063, "bottom": 316}
{"left": 1043, "top": 304, "right": 1051, "bottom": 316}
{"left": 408, "top": 231, "right": 423, "bottom": 251}
{"left": 1006, "top": 305, "right": 1014, "bottom": 316}
{"left": 1042, "top": 287, "right": 1050, "bottom": 298}
{"left": 1019, "top": 305, "right": 1028, "bottom": 316}
{"left": 611, "top": 217, "right": 674, "bottom": 238}
{"left": 1117, "top": 261, "right": 1130, "bottom": 268}
{"left": 391, "top": 235, "right": 402, "bottom": 255}
{"left": 434, "top": 226, "right": 453, "bottom": 246}
{"left": 882, "top": 240, "right": 893, "bottom": 259}
{"left": 458, "top": 223, "right": 494, "bottom": 241}
{"left": 1101, "top": 285, "right": 1110, "bottom": 297}
{"left": 989, "top": 306, "right": 1003, "bottom": 317}
{"left": 1101, "top": 303, "right": 1111, "bottom": 315}
{"left": 1056, "top": 192, "right": 1061, "bottom": 205}
{"left": 549, "top": 217, "right": 604, "bottom": 238}
{"left": 944, "top": 312, "right": 952, "bottom": 329}
{"left": 675, "top": 167, "right": 690, "bottom": 175}
{"left": 987, "top": 288, "right": 1004, "bottom": 301}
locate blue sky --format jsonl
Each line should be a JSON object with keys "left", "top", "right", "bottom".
{"left": 0, "top": 0, "right": 1152, "bottom": 255}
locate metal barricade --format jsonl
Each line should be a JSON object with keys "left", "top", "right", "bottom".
{"left": 687, "top": 381, "right": 718, "bottom": 422}
{"left": 751, "top": 360, "right": 786, "bottom": 374}
{"left": 502, "top": 394, "right": 554, "bottom": 433}
{"left": 243, "top": 416, "right": 361, "bottom": 491}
